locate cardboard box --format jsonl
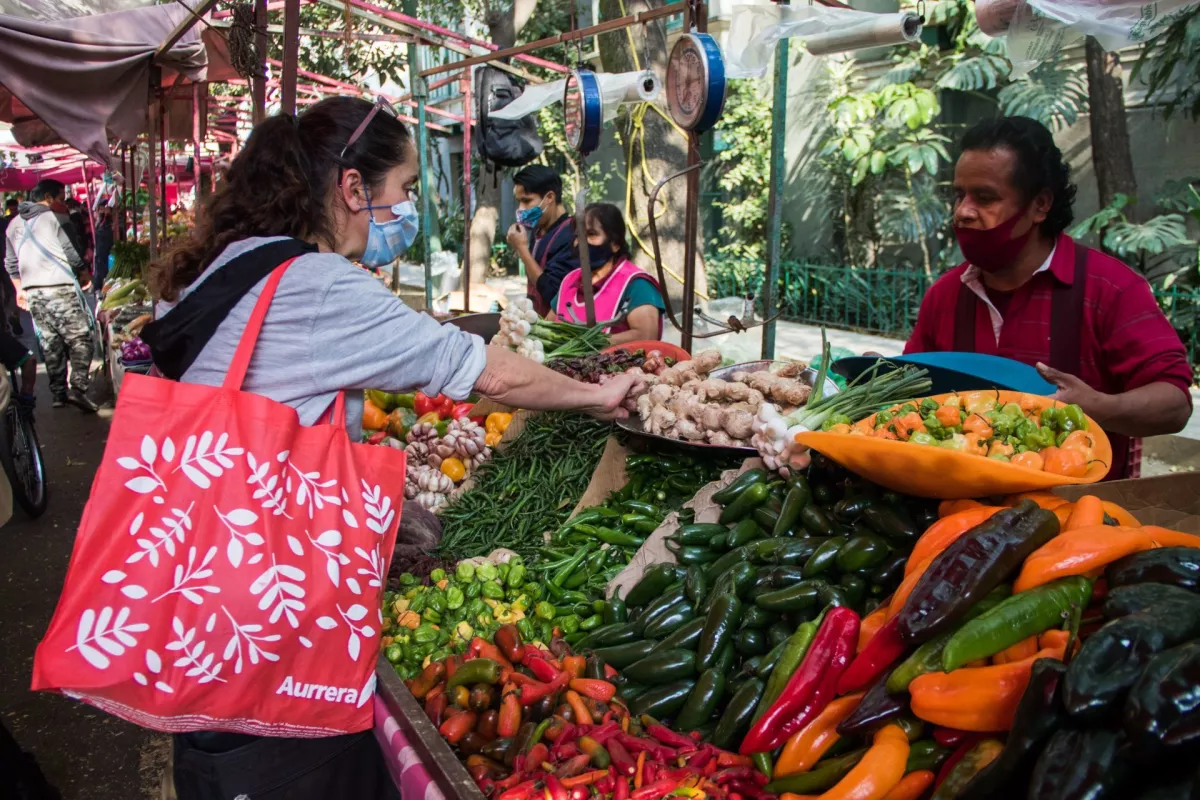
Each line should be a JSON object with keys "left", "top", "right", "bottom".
{"left": 1055, "top": 472, "right": 1200, "bottom": 533}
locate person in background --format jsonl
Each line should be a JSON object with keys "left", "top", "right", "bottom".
{"left": 905, "top": 116, "right": 1191, "bottom": 479}
{"left": 550, "top": 203, "right": 664, "bottom": 345}
{"left": 92, "top": 205, "right": 114, "bottom": 293}
{"left": 0, "top": 198, "right": 20, "bottom": 334}
{"left": 505, "top": 165, "right": 578, "bottom": 315}
{"left": 5, "top": 179, "right": 97, "bottom": 412}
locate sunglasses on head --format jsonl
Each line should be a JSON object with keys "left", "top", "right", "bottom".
{"left": 339, "top": 96, "right": 399, "bottom": 163}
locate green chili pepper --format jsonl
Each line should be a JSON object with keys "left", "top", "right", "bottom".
{"left": 446, "top": 657, "right": 503, "bottom": 691}
{"left": 481, "top": 581, "right": 505, "bottom": 600}
{"left": 757, "top": 614, "right": 823, "bottom": 714}
{"left": 496, "top": 562, "right": 511, "bottom": 584}
{"left": 535, "top": 602, "right": 557, "bottom": 621}
{"left": 559, "top": 615, "right": 581, "bottom": 634}
{"left": 445, "top": 587, "right": 465, "bottom": 610}
{"left": 720, "top": 483, "right": 771, "bottom": 525}
{"left": 552, "top": 550, "right": 589, "bottom": 587}
{"left": 516, "top": 617, "right": 536, "bottom": 642}
{"left": 942, "top": 576, "right": 1093, "bottom": 671}
{"left": 592, "top": 527, "right": 645, "bottom": 547}
{"left": 508, "top": 563, "right": 527, "bottom": 588}
{"left": 774, "top": 481, "right": 811, "bottom": 536}
{"left": 413, "top": 624, "right": 440, "bottom": 645}
{"left": 430, "top": 568, "right": 447, "bottom": 583}
{"left": 766, "top": 749, "right": 868, "bottom": 794}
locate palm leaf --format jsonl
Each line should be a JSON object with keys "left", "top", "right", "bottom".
{"left": 1155, "top": 177, "right": 1200, "bottom": 213}
{"left": 877, "top": 175, "right": 951, "bottom": 244}
{"left": 1103, "top": 215, "right": 1193, "bottom": 258}
{"left": 936, "top": 53, "right": 1010, "bottom": 91}
{"left": 1069, "top": 194, "right": 1131, "bottom": 240}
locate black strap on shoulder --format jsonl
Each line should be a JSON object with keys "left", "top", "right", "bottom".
{"left": 953, "top": 279, "right": 977, "bottom": 352}
{"left": 142, "top": 238, "right": 317, "bottom": 380}
{"left": 1049, "top": 243, "right": 1089, "bottom": 373}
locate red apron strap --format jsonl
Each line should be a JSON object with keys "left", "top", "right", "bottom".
{"left": 222, "top": 257, "right": 302, "bottom": 391}
{"left": 952, "top": 280, "right": 977, "bottom": 352}
{"left": 1049, "top": 243, "right": 1089, "bottom": 374}
{"left": 538, "top": 218, "right": 573, "bottom": 270}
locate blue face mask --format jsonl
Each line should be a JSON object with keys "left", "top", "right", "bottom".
{"left": 361, "top": 191, "right": 420, "bottom": 267}
{"left": 516, "top": 198, "right": 547, "bottom": 229}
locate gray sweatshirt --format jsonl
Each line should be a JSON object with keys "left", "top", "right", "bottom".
{"left": 5, "top": 201, "right": 87, "bottom": 287}
{"left": 156, "top": 236, "right": 487, "bottom": 438}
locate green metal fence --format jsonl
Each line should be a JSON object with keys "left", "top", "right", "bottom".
{"left": 707, "top": 257, "right": 1200, "bottom": 370}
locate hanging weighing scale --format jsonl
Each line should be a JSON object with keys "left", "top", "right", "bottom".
{"left": 563, "top": 69, "right": 603, "bottom": 157}
{"left": 665, "top": 32, "right": 727, "bottom": 135}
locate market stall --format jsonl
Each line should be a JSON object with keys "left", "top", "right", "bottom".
{"left": 366, "top": 333, "right": 1200, "bottom": 799}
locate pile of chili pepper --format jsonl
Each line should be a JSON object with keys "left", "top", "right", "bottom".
{"left": 415, "top": 623, "right": 768, "bottom": 800}
{"left": 532, "top": 451, "right": 739, "bottom": 605}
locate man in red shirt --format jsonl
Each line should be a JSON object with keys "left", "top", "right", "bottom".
{"left": 906, "top": 116, "right": 1192, "bottom": 479}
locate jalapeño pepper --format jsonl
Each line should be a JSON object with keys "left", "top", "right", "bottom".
{"left": 774, "top": 479, "right": 811, "bottom": 536}
{"left": 719, "top": 483, "right": 771, "bottom": 525}
{"left": 712, "top": 469, "right": 769, "bottom": 506}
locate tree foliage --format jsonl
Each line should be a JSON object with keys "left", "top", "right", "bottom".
{"left": 709, "top": 78, "right": 777, "bottom": 260}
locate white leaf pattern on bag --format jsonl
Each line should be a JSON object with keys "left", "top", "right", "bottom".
{"left": 125, "top": 504, "right": 194, "bottom": 568}
{"left": 361, "top": 481, "right": 395, "bottom": 535}
{"left": 249, "top": 556, "right": 306, "bottom": 628}
{"left": 120, "top": 585, "right": 148, "bottom": 600}
{"left": 353, "top": 545, "right": 384, "bottom": 591}
{"left": 102, "top": 570, "right": 126, "bottom": 584}
{"left": 69, "top": 607, "right": 149, "bottom": 670}
{"left": 245, "top": 452, "right": 291, "bottom": 518}
{"left": 214, "top": 506, "right": 262, "bottom": 568}
{"left": 115, "top": 441, "right": 167, "bottom": 495}
{"left": 175, "top": 432, "right": 245, "bottom": 489}
{"left": 152, "top": 546, "right": 220, "bottom": 605}
{"left": 337, "top": 604, "right": 374, "bottom": 664}
{"left": 288, "top": 462, "right": 343, "bottom": 517}
{"left": 165, "top": 617, "right": 226, "bottom": 685}
{"left": 307, "top": 530, "right": 345, "bottom": 589}
{"left": 220, "top": 605, "right": 282, "bottom": 674}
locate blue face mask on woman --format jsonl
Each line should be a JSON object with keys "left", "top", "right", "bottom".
{"left": 361, "top": 190, "right": 420, "bottom": 267}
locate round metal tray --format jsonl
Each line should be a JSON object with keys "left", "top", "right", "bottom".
{"left": 615, "top": 361, "right": 839, "bottom": 454}
{"left": 442, "top": 312, "right": 501, "bottom": 344}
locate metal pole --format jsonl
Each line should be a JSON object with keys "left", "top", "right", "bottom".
{"left": 405, "top": 0, "right": 435, "bottom": 308}
{"left": 680, "top": 133, "right": 699, "bottom": 353}
{"left": 160, "top": 88, "right": 169, "bottom": 236}
{"left": 575, "top": 188, "right": 596, "bottom": 326}
{"left": 119, "top": 146, "right": 128, "bottom": 242}
{"left": 761, "top": 5, "right": 788, "bottom": 359}
{"left": 193, "top": 82, "right": 207, "bottom": 203}
{"left": 147, "top": 78, "right": 160, "bottom": 259}
{"left": 461, "top": 74, "right": 471, "bottom": 313}
{"left": 252, "top": 0, "right": 268, "bottom": 123}
{"left": 281, "top": 0, "right": 301, "bottom": 115}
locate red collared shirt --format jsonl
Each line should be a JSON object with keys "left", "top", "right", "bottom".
{"left": 905, "top": 233, "right": 1193, "bottom": 479}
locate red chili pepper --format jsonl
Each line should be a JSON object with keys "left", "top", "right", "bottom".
{"left": 498, "top": 779, "right": 537, "bottom": 800}
{"left": 495, "top": 772, "right": 526, "bottom": 793}
{"left": 715, "top": 767, "right": 760, "bottom": 784}
{"left": 643, "top": 763, "right": 658, "bottom": 784}
{"left": 740, "top": 606, "right": 860, "bottom": 754}
{"left": 596, "top": 773, "right": 615, "bottom": 794}
{"left": 932, "top": 727, "right": 979, "bottom": 749}
{"left": 495, "top": 624, "right": 527, "bottom": 665}
{"left": 588, "top": 722, "right": 621, "bottom": 744}
{"left": 498, "top": 684, "right": 521, "bottom": 738}
{"left": 726, "top": 780, "right": 772, "bottom": 800}
{"left": 436, "top": 395, "right": 455, "bottom": 419}
{"left": 642, "top": 720, "right": 694, "bottom": 749}
{"left": 414, "top": 392, "right": 437, "bottom": 418}
{"left": 367, "top": 431, "right": 387, "bottom": 445}
{"left": 629, "top": 779, "right": 674, "bottom": 800}
{"left": 716, "top": 753, "right": 753, "bottom": 769}
{"left": 452, "top": 402, "right": 475, "bottom": 420}
{"left": 554, "top": 754, "right": 593, "bottom": 780}
{"left": 607, "top": 737, "right": 637, "bottom": 776}
{"left": 425, "top": 690, "right": 448, "bottom": 727}
{"left": 604, "top": 664, "right": 619, "bottom": 679}
{"left": 552, "top": 743, "right": 581, "bottom": 762}
{"left": 527, "top": 742, "right": 549, "bottom": 768}
{"left": 934, "top": 735, "right": 987, "bottom": 789}
{"left": 519, "top": 672, "right": 569, "bottom": 706}
{"left": 470, "top": 414, "right": 487, "bottom": 427}
{"left": 475, "top": 640, "right": 514, "bottom": 670}
{"left": 836, "top": 616, "right": 906, "bottom": 695}
{"left": 466, "top": 639, "right": 485, "bottom": 659}
{"left": 568, "top": 785, "right": 589, "bottom": 800}
{"left": 613, "top": 775, "right": 630, "bottom": 800}
{"left": 615, "top": 733, "right": 654, "bottom": 754}
{"left": 445, "top": 654, "right": 462, "bottom": 681}
{"left": 544, "top": 774, "right": 569, "bottom": 800}
{"left": 526, "top": 656, "right": 562, "bottom": 683}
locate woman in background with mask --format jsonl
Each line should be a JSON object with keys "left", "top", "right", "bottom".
{"left": 549, "top": 203, "right": 664, "bottom": 345}
{"left": 904, "top": 115, "right": 1190, "bottom": 480}
{"left": 142, "top": 96, "right": 636, "bottom": 800}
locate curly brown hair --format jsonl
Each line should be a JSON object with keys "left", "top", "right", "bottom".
{"left": 148, "top": 96, "right": 413, "bottom": 301}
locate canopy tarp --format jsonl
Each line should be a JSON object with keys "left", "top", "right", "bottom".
{"left": 0, "top": 154, "right": 215, "bottom": 191}
{"left": 0, "top": 4, "right": 237, "bottom": 166}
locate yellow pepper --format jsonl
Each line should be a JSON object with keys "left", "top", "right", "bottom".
{"left": 486, "top": 412, "right": 514, "bottom": 435}
{"left": 397, "top": 610, "right": 421, "bottom": 629}
{"left": 485, "top": 431, "right": 503, "bottom": 447}
{"left": 416, "top": 411, "right": 441, "bottom": 426}
{"left": 440, "top": 457, "right": 467, "bottom": 482}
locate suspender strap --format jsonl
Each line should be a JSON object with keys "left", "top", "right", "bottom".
{"left": 1049, "top": 243, "right": 1089, "bottom": 373}
{"left": 953, "top": 278, "right": 977, "bottom": 352}
{"left": 538, "top": 218, "right": 573, "bottom": 270}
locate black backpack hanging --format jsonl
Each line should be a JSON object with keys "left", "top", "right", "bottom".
{"left": 474, "top": 66, "right": 543, "bottom": 169}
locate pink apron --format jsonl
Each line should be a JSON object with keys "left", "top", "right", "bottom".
{"left": 556, "top": 259, "right": 664, "bottom": 337}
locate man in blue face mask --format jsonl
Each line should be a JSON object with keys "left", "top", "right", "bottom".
{"left": 505, "top": 165, "right": 578, "bottom": 316}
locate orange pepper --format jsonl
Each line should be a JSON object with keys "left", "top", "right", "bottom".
{"left": 938, "top": 499, "right": 983, "bottom": 518}
{"left": 907, "top": 507, "right": 1005, "bottom": 576}
{"left": 876, "top": 428, "right": 900, "bottom": 441}
{"left": 888, "top": 556, "right": 933, "bottom": 621}
{"left": 935, "top": 404, "right": 962, "bottom": 429}
{"left": 880, "top": 770, "right": 934, "bottom": 800}
{"left": 991, "top": 635, "right": 1038, "bottom": 665}
{"left": 781, "top": 794, "right": 819, "bottom": 800}
{"left": 819, "top": 724, "right": 909, "bottom": 800}
{"left": 828, "top": 423, "right": 853, "bottom": 434}
{"left": 1038, "top": 629, "right": 1071, "bottom": 651}
{"left": 774, "top": 693, "right": 864, "bottom": 777}
{"left": 1052, "top": 503, "right": 1074, "bottom": 528}
{"left": 1060, "top": 430, "right": 1096, "bottom": 456}
{"left": 1010, "top": 451, "right": 1045, "bottom": 471}
{"left": 1101, "top": 501, "right": 1140, "bottom": 528}
{"left": 858, "top": 607, "right": 889, "bottom": 654}
{"left": 962, "top": 413, "right": 993, "bottom": 439}
{"left": 562, "top": 655, "right": 587, "bottom": 679}
{"left": 987, "top": 440, "right": 1014, "bottom": 458}
{"left": 1002, "top": 491, "right": 1066, "bottom": 510}
{"left": 1141, "top": 526, "right": 1200, "bottom": 548}
{"left": 1064, "top": 495, "right": 1104, "bottom": 531}
{"left": 892, "top": 412, "right": 927, "bottom": 441}
{"left": 1041, "top": 446, "right": 1088, "bottom": 478}
{"left": 963, "top": 434, "right": 989, "bottom": 457}
{"left": 909, "top": 642, "right": 1067, "bottom": 731}
{"left": 362, "top": 399, "right": 389, "bottom": 431}
{"left": 1013, "top": 526, "right": 1155, "bottom": 592}
{"left": 565, "top": 690, "right": 592, "bottom": 725}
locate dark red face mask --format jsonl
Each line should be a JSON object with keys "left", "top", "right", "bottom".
{"left": 954, "top": 208, "right": 1034, "bottom": 273}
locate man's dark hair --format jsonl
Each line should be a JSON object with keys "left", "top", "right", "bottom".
{"left": 512, "top": 165, "right": 562, "bottom": 203}
{"left": 29, "top": 179, "right": 65, "bottom": 204}
{"left": 5, "top": 198, "right": 17, "bottom": 210}
{"left": 960, "top": 116, "right": 1076, "bottom": 237}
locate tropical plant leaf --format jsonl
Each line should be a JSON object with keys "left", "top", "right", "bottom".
{"left": 1103, "top": 215, "right": 1193, "bottom": 258}
{"left": 936, "top": 53, "right": 1010, "bottom": 91}
{"left": 1154, "top": 177, "right": 1200, "bottom": 213}
{"left": 997, "top": 61, "right": 1088, "bottom": 131}
{"left": 1131, "top": 6, "right": 1200, "bottom": 120}
{"left": 877, "top": 175, "right": 951, "bottom": 244}
{"left": 1069, "top": 194, "right": 1131, "bottom": 239}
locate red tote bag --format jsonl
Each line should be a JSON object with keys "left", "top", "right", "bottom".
{"left": 32, "top": 260, "right": 406, "bottom": 737}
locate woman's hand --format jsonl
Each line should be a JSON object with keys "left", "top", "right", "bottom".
{"left": 475, "top": 346, "right": 642, "bottom": 419}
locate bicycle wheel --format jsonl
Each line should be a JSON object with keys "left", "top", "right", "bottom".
{"left": 0, "top": 402, "right": 47, "bottom": 518}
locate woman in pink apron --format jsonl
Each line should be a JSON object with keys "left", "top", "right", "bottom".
{"left": 550, "top": 203, "right": 664, "bottom": 345}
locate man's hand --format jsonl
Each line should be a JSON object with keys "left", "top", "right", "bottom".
{"left": 1036, "top": 362, "right": 1105, "bottom": 409}
{"left": 505, "top": 223, "right": 529, "bottom": 252}
{"left": 581, "top": 373, "right": 637, "bottom": 421}
{"left": 16, "top": 289, "right": 27, "bottom": 311}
